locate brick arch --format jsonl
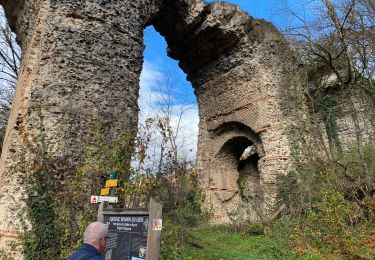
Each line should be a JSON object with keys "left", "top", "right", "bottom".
{"left": 216, "top": 136, "right": 252, "bottom": 160}
{"left": 205, "top": 121, "right": 264, "bottom": 222}
{"left": 210, "top": 121, "right": 264, "bottom": 157}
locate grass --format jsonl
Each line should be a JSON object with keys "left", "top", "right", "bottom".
{"left": 173, "top": 226, "right": 321, "bottom": 260}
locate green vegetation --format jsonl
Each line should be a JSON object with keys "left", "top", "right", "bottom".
{"left": 158, "top": 144, "right": 375, "bottom": 260}
{"left": 177, "top": 226, "right": 300, "bottom": 260}
{"left": 275, "top": 144, "right": 375, "bottom": 259}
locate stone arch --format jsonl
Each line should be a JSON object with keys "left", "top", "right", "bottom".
{"left": 149, "top": 0, "right": 308, "bottom": 222}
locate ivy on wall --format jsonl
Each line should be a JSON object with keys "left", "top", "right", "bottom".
{"left": 22, "top": 164, "right": 59, "bottom": 260}
{"left": 317, "top": 94, "right": 342, "bottom": 155}
{"left": 19, "top": 105, "right": 60, "bottom": 260}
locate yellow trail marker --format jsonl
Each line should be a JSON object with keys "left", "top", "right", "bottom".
{"left": 100, "top": 187, "right": 110, "bottom": 196}
{"left": 105, "top": 179, "right": 118, "bottom": 187}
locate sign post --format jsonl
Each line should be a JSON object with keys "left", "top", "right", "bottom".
{"left": 146, "top": 198, "right": 163, "bottom": 260}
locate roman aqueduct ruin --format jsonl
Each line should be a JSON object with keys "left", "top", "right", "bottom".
{"left": 0, "top": 0, "right": 373, "bottom": 257}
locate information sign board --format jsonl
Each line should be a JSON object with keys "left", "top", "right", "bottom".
{"left": 103, "top": 214, "right": 148, "bottom": 260}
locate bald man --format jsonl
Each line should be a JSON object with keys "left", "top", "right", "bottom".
{"left": 67, "top": 221, "right": 109, "bottom": 260}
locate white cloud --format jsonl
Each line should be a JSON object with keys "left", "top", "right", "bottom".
{"left": 138, "top": 60, "right": 199, "bottom": 168}
{"left": 138, "top": 60, "right": 163, "bottom": 117}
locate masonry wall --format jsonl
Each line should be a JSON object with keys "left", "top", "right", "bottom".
{"left": 336, "top": 89, "right": 375, "bottom": 148}
{"left": 312, "top": 87, "right": 375, "bottom": 154}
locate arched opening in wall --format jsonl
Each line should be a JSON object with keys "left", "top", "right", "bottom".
{"left": 0, "top": 6, "right": 21, "bottom": 151}
{"left": 212, "top": 122, "right": 263, "bottom": 222}
{"left": 216, "top": 137, "right": 261, "bottom": 204}
{"left": 139, "top": 25, "right": 198, "bottom": 173}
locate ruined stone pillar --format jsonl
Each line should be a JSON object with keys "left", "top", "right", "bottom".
{"left": 0, "top": 0, "right": 159, "bottom": 257}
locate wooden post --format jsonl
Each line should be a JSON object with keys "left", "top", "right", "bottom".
{"left": 147, "top": 197, "right": 163, "bottom": 260}
{"left": 97, "top": 201, "right": 108, "bottom": 222}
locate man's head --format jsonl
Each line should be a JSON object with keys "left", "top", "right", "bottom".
{"left": 83, "top": 222, "right": 109, "bottom": 254}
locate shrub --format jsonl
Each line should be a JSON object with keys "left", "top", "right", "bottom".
{"left": 276, "top": 144, "right": 375, "bottom": 257}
